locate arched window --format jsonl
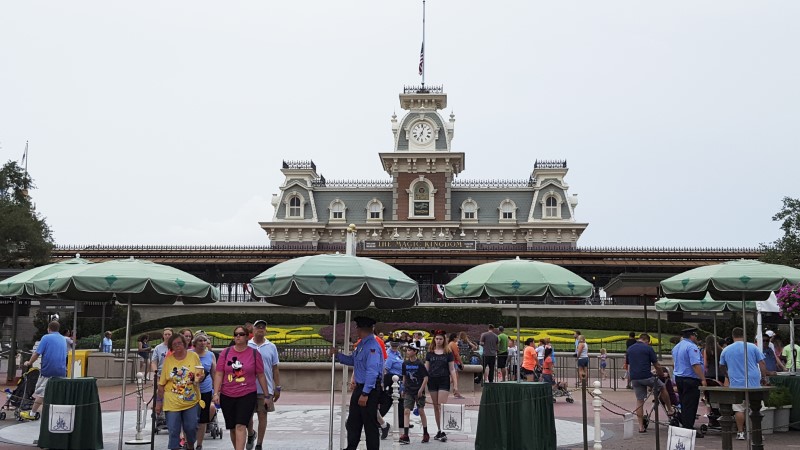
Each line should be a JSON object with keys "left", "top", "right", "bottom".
{"left": 367, "top": 200, "right": 383, "bottom": 220}
{"left": 461, "top": 199, "right": 478, "bottom": 221}
{"left": 329, "top": 200, "right": 346, "bottom": 221}
{"left": 406, "top": 177, "right": 436, "bottom": 219}
{"left": 545, "top": 196, "right": 558, "bottom": 218}
{"left": 498, "top": 199, "right": 517, "bottom": 221}
{"left": 289, "top": 196, "right": 302, "bottom": 218}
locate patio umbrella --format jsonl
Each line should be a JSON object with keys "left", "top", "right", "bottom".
{"left": 250, "top": 253, "right": 418, "bottom": 450}
{"left": 444, "top": 257, "right": 593, "bottom": 382}
{"left": 28, "top": 258, "right": 219, "bottom": 450}
{"left": 660, "top": 259, "right": 800, "bottom": 445}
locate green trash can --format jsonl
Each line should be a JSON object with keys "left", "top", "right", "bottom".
{"left": 38, "top": 377, "right": 104, "bottom": 449}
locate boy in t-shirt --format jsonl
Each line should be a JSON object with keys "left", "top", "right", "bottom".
{"left": 399, "top": 344, "right": 429, "bottom": 445}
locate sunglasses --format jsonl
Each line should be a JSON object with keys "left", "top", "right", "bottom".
{"left": 234, "top": 332, "right": 248, "bottom": 337}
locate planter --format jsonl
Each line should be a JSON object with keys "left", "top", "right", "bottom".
{"left": 760, "top": 406, "right": 775, "bottom": 435}
{"left": 774, "top": 406, "right": 791, "bottom": 432}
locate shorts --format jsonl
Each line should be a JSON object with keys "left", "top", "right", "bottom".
{"left": 520, "top": 367, "right": 535, "bottom": 379}
{"left": 198, "top": 391, "right": 213, "bottom": 424}
{"left": 497, "top": 354, "right": 508, "bottom": 369}
{"left": 219, "top": 392, "right": 256, "bottom": 429}
{"left": 732, "top": 402, "right": 747, "bottom": 412}
{"left": 542, "top": 374, "right": 554, "bottom": 385}
{"left": 631, "top": 377, "right": 665, "bottom": 401}
{"left": 427, "top": 376, "right": 450, "bottom": 392}
{"left": 577, "top": 357, "right": 589, "bottom": 368}
{"left": 254, "top": 393, "right": 275, "bottom": 414}
{"left": 33, "top": 376, "right": 50, "bottom": 397}
{"left": 403, "top": 393, "right": 426, "bottom": 410}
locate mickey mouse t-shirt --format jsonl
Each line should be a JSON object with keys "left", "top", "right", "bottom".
{"left": 159, "top": 351, "right": 202, "bottom": 412}
{"left": 216, "top": 345, "right": 264, "bottom": 398}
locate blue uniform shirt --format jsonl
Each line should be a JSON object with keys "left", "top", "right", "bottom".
{"left": 337, "top": 334, "right": 385, "bottom": 394}
{"left": 672, "top": 337, "right": 703, "bottom": 378}
{"left": 385, "top": 348, "right": 404, "bottom": 376}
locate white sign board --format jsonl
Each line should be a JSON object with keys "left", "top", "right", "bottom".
{"left": 49, "top": 405, "right": 75, "bottom": 433}
{"left": 441, "top": 404, "right": 464, "bottom": 432}
{"left": 666, "top": 425, "right": 696, "bottom": 450}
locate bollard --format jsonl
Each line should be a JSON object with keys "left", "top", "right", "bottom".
{"left": 592, "top": 381, "right": 602, "bottom": 450}
{"left": 392, "top": 375, "right": 401, "bottom": 447}
{"left": 125, "top": 372, "right": 151, "bottom": 445}
{"left": 623, "top": 413, "right": 634, "bottom": 439}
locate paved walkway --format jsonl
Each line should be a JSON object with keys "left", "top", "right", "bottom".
{"left": 0, "top": 381, "right": 797, "bottom": 449}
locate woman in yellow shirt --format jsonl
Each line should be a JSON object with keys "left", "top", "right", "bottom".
{"left": 156, "top": 334, "right": 204, "bottom": 450}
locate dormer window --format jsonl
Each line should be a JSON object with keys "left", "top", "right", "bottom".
{"left": 329, "top": 199, "right": 346, "bottom": 222}
{"left": 498, "top": 199, "right": 517, "bottom": 222}
{"left": 461, "top": 199, "right": 478, "bottom": 221}
{"left": 406, "top": 177, "right": 436, "bottom": 219}
{"left": 367, "top": 199, "right": 384, "bottom": 221}
{"left": 541, "top": 192, "right": 563, "bottom": 219}
{"left": 284, "top": 192, "right": 306, "bottom": 219}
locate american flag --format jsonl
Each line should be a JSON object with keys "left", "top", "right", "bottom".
{"left": 418, "top": 43, "right": 424, "bottom": 76}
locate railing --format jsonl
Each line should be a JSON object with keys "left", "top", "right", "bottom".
{"left": 534, "top": 159, "right": 567, "bottom": 169}
{"left": 451, "top": 179, "right": 535, "bottom": 188}
{"left": 282, "top": 160, "right": 316, "bottom": 170}
{"left": 311, "top": 179, "right": 393, "bottom": 188}
{"left": 404, "top": 85, "right": 443, "bottom": 94}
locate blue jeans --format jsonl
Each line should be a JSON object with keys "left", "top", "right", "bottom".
{"left": 165, "top": 404, "right": 199, "bottom": 449}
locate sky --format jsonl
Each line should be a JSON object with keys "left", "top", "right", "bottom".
{"left": 1, "top": 1, "right": 798, "bottom": 248}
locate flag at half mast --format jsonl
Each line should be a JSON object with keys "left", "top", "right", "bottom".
{"left": 418, "top": 43, "right": 424, "bottom": 76}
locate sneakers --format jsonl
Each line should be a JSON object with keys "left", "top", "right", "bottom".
{"left": 380, "top": 423, "right": 391, "bottom": 440}
{"left": 434, "top": 431, "right": 447, "bottom": 441}
{"left": 421, "top": 432, "right": 430, "bottom": 443}
{"left": 246, "top": 431, "right": 256, "bottom": 450}
{"left": 434, "top": 431, "right": 444, "bottom": 440}
{"left": 398, "top": 434, "right": 410, "bottom": 445}
{"left": 255, "top": 445, "right": 263, "bottom": 450}
{"left": 736, "top": 431, "right": 746, "bottom": 440}
{"left": 19, "top": 411, "right": 39, "bottom": 421}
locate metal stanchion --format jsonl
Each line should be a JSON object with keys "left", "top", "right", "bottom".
{"left": 125, "top": 372, "right": 151, "bottom": 445}
{"left": 582, "top": 377, "right": 588, "bottom": 450}
{"left": 391, "top": 375, "right": 400, "bottom": 449}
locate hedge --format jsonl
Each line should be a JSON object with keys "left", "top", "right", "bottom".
{"left": 111, "top": 313, "right": 329, "bottom": 340}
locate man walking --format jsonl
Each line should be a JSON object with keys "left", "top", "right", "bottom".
{"left": 381, "top": 340, "right": 404, "bottom": 439}
{"left": 247, "top": 319, "right": 281, "bottom": 450}
{"left": 331, "top": 317, "right": 385, "bottom": 450}
{"left": 480, "top": 325, "right": 499, "bottom": 383}
{"left": 496, "top": 326, "right": 509, "bottom": 381}
{"left": 20, "top": 321, "right": 68, "bottom": 421}
{"left": 719, "top": 327, "right": 768, "bottom": 440}
{"left": 625, "top": 334, "right": 675, "bottom": 433}
{"left": 671, "top": 327, "right": 706, "bottom": 434}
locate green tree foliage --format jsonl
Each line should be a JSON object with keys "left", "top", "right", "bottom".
{"left": 33, "top": 305, "right": 141, "bottom": 341}
{"left": 761, "top": 197, "right": 800, "bottom": 268}
{"left": 0, "top": 161, "right": 54, "bottom": 267}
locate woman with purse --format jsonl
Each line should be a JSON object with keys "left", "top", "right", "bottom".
{"left": 213, "top": 326, "right": 269, "bottom": 450}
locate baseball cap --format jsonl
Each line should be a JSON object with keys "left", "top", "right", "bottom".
{"left": 253, "top": 320, "right": 267, "bottom": 328}
{"left": 765, "top": 330, "right": 775, "bottom": 337}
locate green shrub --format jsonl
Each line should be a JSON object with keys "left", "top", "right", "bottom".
{"left": 765, "top": 386, "right": 792, "bottom": 407}
{"left": 114, "top": 313, "right": 329, "bottom": 339}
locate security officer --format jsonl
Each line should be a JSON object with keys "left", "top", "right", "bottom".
{"left": 671, "top": 327, "right": 706, "bottom": 434}
{"left": 381, "top": 340, "right": 405, "bottom": 433}
{"left": 330, "top": 316, "right": 385, "bottom": 450}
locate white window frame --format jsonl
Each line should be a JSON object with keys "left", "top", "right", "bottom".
{"left": 329, "top": 199, "right": 346, "bottom": 222}
{"left": 460, "top": 198, "right": 479, "bottom": 222}
{"left": 366, "top": 199, "right": 384, "bottom": 222}
{"left": 284, "top": 191, "right": 306, "bottom": 219}
{"left": 406, "top": 177, "right": 437, "bottom": 219}
{"left": 540, "top": 191, "right": 563, "bottom": 219}
{"left": 498, "top": 199, "right": 517, "bottom": 222}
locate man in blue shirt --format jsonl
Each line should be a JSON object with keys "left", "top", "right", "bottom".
{"left": 625, "top": 334, "right": 675, "bottom": 433}
{"left": 671, "top": 327, "right": 706, "bottom": 433}
{"left": 331, "top": 317, "right": 385, "bottom": 450}
{"left": 247, "top": 319, "right": 281, "bottom": 450}
{"left": 20, "top": 321, "right": 68, "bottom": 421}
{"left": 720, "top": 327, "right": 768, "bottom": 440}
{"left": 379, "top": 340, "right": 404, "bottom": 439}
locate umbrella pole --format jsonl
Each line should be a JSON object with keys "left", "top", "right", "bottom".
{"left": 328, "top": 305, "right": 337, "bottom": 450}
{"left": 118, "top": 297, "right": 132, "bottom": 450}
{"left": 741, "top": 293, "right": 751, "bottom": 448}
{"left": 791, "top": 318, "right": 796, "bottom": 375}
{"left": 516, "top": 297, "right": 521, "bottom": 383}
{"left": 71, "top": 301, "right": 78, "bottom": 379}
{"left": 7, "top": 298, "right": 18, "bottom": 383}
{"left": 714, "top": 317, "right": 719, "bottom": 381}
{"left": 339, "top": 310, "right": 351, "bottom": 449}
{"left": 657, "top": 310, "right": 662, "bottom": 361}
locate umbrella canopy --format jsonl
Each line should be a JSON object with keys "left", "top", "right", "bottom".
{"left": 0, "top": 257, "right": 91, "bottom": 297}
{"left": 444, "top": 257, "right": 593, "bottom": 300}
{"left": 660, "top": 259, "right": 800, "bottom": 301}
{"left": 655, "top": 295, "right": 757, "bottom": 312}
{"left": 29, "top": 258, "right": 219, "bottom": 304}
{"left": 251, "top": 253, "right": 419, "bottom": 310}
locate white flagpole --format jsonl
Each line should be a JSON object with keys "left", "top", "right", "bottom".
{"left": 421, "top": 0, "right": 426, "bottom": 87}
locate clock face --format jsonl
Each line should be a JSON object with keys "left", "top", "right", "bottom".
{"left": 411, "top": 122, "right": 433, "bottom": 144}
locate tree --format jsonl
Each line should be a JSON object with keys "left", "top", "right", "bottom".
{"left": 761, "top": 197, "right": 800, "bottom": 268}
{"left": 0, "top": 161, "right": 54, "bottom": 267}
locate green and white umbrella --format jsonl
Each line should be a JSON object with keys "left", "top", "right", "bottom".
{"left": 251, "top": 253, "right": 418, "bottom": 450}
{"left": 445, "top": 257, "right": 593, "bottom": 382}
{"left": 0, "top": 256, "right": 91, "bottom": 297}
{"left": 661, "top": 259, "right": 800, "bottom": 443}
{"left": 654, "top": 296, "right": 757, "bottom": 312}
{"left": 29, "top": 258, "right": 219, "bottom": 450}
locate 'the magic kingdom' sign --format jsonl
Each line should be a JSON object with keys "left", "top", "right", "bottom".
{"left": 363, "top": 240, "right": 476, "bottom": 250}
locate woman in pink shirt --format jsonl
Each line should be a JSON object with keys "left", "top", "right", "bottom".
{"left": 213, "top": 326, "right": 268, "bottom": 450}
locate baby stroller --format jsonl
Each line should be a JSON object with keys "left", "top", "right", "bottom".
{"left": 641, "top": 370, "right": 682, "bottom": 431}
{"left": 206, "top": 405, "right": 223, "bottom": 439}
{"left": 1, "top": 366, "right": 39, "bottom": 421}
{"left": 552, "top": 380, "right": 575, "bottom": 403}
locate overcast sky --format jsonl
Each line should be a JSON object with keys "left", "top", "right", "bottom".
{"left": 1, "top": 1, "right": 798, "bottom": 248}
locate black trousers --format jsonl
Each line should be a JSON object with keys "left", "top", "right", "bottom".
{"left": 483, "top": 355, "right": 497, "bottom": 383}
{"left": 381, "top": 373, "right": 403, "bottom": 426}
{"left": 675, "top": 376, "right": 701, "bottom": 430}
{"left": 347, "top": 383, "right": 381, "bottom": 450}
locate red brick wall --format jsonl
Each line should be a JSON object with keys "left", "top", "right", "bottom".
{"left": 396, "top": 172, "right": 446, "bottom": 221}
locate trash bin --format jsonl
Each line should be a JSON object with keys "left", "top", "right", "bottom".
{"left": 66, "top": 350, "right": 91, "bottom": 378}
{"left": 38, "top": 377, "right": 103, "bottom": 449}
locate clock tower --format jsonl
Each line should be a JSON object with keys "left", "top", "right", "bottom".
{"left": 380, "top": 85, "right": 464, "bottom": 223}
